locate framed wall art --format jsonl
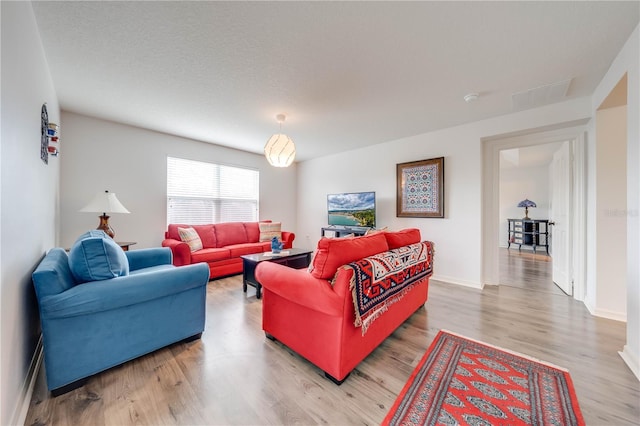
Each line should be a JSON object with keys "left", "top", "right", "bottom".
{"left": 396, "top": 157, "right": 444, "bottom": 218}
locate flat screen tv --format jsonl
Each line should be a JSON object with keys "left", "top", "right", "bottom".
{"left": 327, "top": 191, "right": 376, "bottom": 228}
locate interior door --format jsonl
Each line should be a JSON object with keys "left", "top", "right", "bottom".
{"left": 550, "top": 141, "right": 572, "bottom": 295}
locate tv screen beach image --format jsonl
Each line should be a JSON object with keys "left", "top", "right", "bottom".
{"left": 327, "top": 192, "right": 376, "bottom": 227}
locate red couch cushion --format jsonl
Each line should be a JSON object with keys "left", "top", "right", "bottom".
{"left": 192, "top": 224, "right": 217, "bottom": 248}
{"left": 227, "top": 243, "right": 264, "bottom": 258}
{"left": 166, "top": 224, "right": 188, "bottom": 240}
{"left": 167, "top": 224, "right": 217, "bottom": 248}
{"left": 385, "top": 228, "right": 421, "bottom": 249}
{"left": 311, "top": 232, "right": 389, "bottom": 280}
{"left": 243, "top": 222, "right": 261, "bottom": 243}
{"left": 191, "top": 248, "right": 231, "bottom": 263}
{"left": 215, "top": 222, "right": 248, "bottom": 247}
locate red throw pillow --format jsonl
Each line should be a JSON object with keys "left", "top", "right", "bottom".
{"left": 385, "top": 228, "right": 421, "bottom": 249}
{"left": 311, "top": 232, "right": 389, "bottom": 280}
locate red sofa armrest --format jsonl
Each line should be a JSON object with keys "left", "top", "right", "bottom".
{"left": 161, "top": 238, "right": 192, "bottom": 266}
{"left": 281, "top": 231, "right": 295, "bottom": 249}
{"left": 255, "top": 262, "right": 342, "bottom": 317}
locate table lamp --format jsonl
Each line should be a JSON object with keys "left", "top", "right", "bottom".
{"left": 517, "top": 198, "right": 536, "bottom": 220}
{"left": 80, "top": 190, "right": 130, "bottom": 238}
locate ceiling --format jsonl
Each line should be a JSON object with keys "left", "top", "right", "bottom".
{"left": 31, "top": 1, "right": 639, "bottom": 163}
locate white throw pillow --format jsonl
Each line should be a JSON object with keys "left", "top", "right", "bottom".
{"left": 178, "top": 227, "right": 203, "bottom": 252}
{"left": 259, "top": 222, "right": 282, "bottom": 242}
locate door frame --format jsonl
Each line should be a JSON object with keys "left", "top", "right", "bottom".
{"left": 481, "top": 120, "right": 589, "bottom": 301}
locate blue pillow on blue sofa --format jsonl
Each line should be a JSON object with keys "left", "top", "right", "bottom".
{"left": 68, "top": 230, "right": 129, "bottom": 283}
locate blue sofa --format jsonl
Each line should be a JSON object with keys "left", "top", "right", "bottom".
{"left": 32, "top": 234, "right": 209, "bottom": 396}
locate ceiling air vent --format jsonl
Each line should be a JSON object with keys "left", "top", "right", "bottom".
{"left": 512, "top": 78, "right": 572, "bottom": 110}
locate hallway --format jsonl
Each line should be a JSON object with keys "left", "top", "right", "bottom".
{"left": 499, "top": 247, "right": 567, "bottom": 296}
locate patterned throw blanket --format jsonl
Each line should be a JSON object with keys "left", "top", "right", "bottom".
{"left": 344, "top": 241, "right": 433, "bottom": 335}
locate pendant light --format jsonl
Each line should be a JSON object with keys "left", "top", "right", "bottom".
{"left": 264, "top": 114, "right": 296, "bottom": 167}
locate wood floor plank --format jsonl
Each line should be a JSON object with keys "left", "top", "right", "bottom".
{"left": 25, "top": 251, "right": 640, "bottom": 425}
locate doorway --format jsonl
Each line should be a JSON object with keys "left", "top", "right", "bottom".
{"left": 481, "top": 120, "right": 589, "bottom": 302}
{"left": 498, "top": 142, "right": 568, "bottom": 296}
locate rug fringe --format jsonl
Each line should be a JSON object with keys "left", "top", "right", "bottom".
{"left": 440, "top": 329, "right": 570, "bottom": 372}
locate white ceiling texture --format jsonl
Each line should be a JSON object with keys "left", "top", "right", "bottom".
{"left": 31, "top": 1, "right": 639, "bottom": 163}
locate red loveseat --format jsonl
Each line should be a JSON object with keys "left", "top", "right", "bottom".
{"left": 255, "top": 229, "right": 434, "bottom": 384}
{"left": 162, "top": 221, "right": 295, "bottom": 279}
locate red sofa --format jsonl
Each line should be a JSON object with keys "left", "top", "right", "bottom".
{"left": 162, "top": 221, "right": 295, "bottom": 279}
{"left": 255, "top": 229, "right": 434, "bottom": 384}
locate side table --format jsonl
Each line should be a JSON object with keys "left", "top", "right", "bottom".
{"left": 117, "top": 241, "right": 136, "bottom": 251}
{"left": 241, "top": 248, "right": 313, "bottom": 299}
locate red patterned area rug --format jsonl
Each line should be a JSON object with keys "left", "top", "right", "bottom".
{"left": 382, "top": 330, "right": 585, "bottom": 426}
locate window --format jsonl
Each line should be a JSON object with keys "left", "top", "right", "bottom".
{"left": 167, "top": 157, "right": 259, "bottom": 224}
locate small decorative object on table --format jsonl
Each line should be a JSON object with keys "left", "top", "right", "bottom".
{"left": 271, "top": 236, "right": 283, "bottom": 254}
{"left": 517, "top": 198, "right": 536, "bottom": 220}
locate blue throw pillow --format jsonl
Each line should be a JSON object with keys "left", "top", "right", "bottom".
{"left": 68, "top": 231, "right": 129, "bottom": 283}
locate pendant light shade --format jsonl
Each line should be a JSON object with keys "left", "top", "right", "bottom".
{"left": 264, "top": 114, "right": 296, "bottom": 167}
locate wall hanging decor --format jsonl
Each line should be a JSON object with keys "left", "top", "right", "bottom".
{"left": 40, "top": 103, "right": 60, "bottom": 164}
{"left": 47, "top": 122, "right": 60, "bottom": 156}
{"left": 396, "top": 157, "right": 445, "bottom": 218}
{"left": 40, "top": 103, "right": 49, "bottom": 164}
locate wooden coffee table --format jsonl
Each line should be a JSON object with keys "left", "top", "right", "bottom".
{"left": 241, "top": 248, "right": 313, "bottom": 299}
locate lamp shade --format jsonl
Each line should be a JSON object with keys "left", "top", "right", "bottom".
{"left": 80, "top": 190, "right": 130, "bottom": 214}
{"left": 517, "top": 199, "right": 537, "bottom": 208}
{"left": 264, "top": 133, "right": 296, "bottom": 167}
{"left": 517, "top": 198, "right": 536, "bottom": 220}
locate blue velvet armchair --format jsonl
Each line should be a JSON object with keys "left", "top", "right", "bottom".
{"left": 32, "top": 235, "right": 209, "bottom": 396}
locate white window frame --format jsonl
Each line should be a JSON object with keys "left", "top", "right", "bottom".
{"left": 167, "top": 157, "right": 259, "bottom": 225}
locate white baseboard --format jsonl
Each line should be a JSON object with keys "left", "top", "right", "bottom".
{"left": 593, "top": 307, "right": 627, "bottom": 322}
{"left": 619, "top": 345, "right": 640, "bottom": 381}
{"left": 582, "top": 298, "right": 626, "bottom": 322}
{"left": 10, "top": 335, "right": 43, "bottom": 426}
{"left": 583, "top": 297, "right": 596, "bottom": 316}
{"left": 431, "top": 274, "right": 484, "bottom": 290}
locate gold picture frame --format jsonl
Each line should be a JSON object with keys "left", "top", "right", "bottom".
{"left": 396, "top": 157, "right": 445, "bottom": 218}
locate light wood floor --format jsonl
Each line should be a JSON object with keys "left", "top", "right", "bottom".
{"left": 26, "top": 254, "right": 639, "bottom": 425}
{"left": 499, "top": 246, "right": 566, "bottom": 296}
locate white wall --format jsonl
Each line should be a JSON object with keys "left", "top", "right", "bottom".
{"left": 499, "top": 164, "right": 551, "bottom": 248}
{"left": 593, "top": 105, "right": 627, "bottom": 319}
{"left": 60, "top": 112, "right": 297, "bottom": 249}
{"left": 591, "top": 23, "right": 640, "bottom": 379}
{"left": 0, "top": 2, "right": 60, "bottom": 424}
{"left": 297, "top": 97, "right": 591, "bottom": 289}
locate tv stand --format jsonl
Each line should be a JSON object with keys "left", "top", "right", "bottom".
{"left": 321, "top": 226, "right": 368, "bottom": 238}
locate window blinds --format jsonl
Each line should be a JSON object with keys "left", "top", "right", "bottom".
{"left": 167, "top": 157, "right": 259, "bottom": 225}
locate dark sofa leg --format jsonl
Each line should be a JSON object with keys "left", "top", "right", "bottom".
{"left": 182, "top": 332, "right": 202, "bottom": 343}
{"left": 265, "top": 332, "right": 276, "bottom": 341}
{"left": 51, "top": 377, "right": 88, "bottom": 396}
{"left": 325, "top": 371, "right": 350, "bottom": 385}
